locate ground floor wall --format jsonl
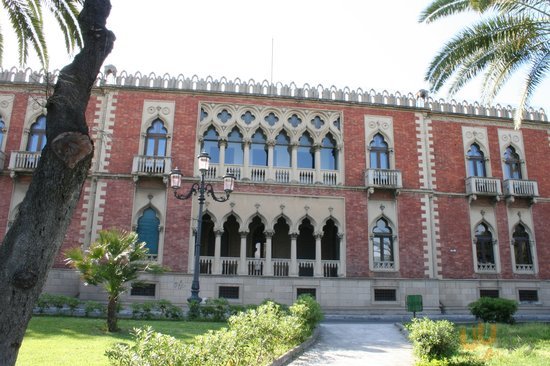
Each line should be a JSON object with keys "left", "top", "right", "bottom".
{"left": 44, "top": 269, "right": 550, "bottom": 315}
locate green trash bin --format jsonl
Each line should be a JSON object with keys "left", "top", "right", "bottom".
{"left": 406, "top": 295, "right": 423, "bottom": 317}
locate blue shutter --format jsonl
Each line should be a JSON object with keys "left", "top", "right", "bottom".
{"left": 137, "top": 208, "right": 160, "bottom": 255}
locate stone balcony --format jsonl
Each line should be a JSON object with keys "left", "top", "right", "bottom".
{"left": 132, "top": 155, "right": 172, "bottom": 179}
{"left": 365, "top": 169, "right": 402, "bottom": 195}
{"left": 503, "top": 179, "right": 539, "bottom": 203}
{"left": 8, "top": 151, "right": 41, "bottom": 173}
{"left": 465, "top": 176, "right": 502, "bottom": 201}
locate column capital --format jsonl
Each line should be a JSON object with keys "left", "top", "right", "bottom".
{"left": 265, "top": 230, "right": 275, "bottom": 238}
{"left": 290, "top": 232, "right": 299, "bottom": 239}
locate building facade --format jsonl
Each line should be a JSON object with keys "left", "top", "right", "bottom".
{"left": 1, "top": 67, "right": 549, "bottom": 314}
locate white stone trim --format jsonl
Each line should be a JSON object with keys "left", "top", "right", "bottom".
{"left": 0, "top": 94, "right": 15, "bottom": 152}
{"left": 469, "top": 205, "right": 501, "bottom": 274}
{"left": 364, "top": 115, "right": 395, "bottom": 170}
{"left": 462, "top": 126, "right": 492, "bottom": 177}
{"left": 137, "top": 100, "right": 175, "bottom": 157}
{"left": 92, "top": 92, "right": 118, "bottom": 172}
{"left": 498, "top": 129, "right": 527, "bottom": 179}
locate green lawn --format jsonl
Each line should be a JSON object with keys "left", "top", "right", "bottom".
{"left": 456, "top": 323, "right": 550, "bottom": 366}
{"left": 17, "top": 316, "right": 225, "bottom": 366}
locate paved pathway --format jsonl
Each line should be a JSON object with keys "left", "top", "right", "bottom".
{"left": 288, "top": 322, "right": 414, "bottom": 366}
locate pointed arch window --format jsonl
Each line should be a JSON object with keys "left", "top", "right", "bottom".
{"left": 0, "top": 116, "right": 5, "bottom": 149}
{"left": 512, "top": 224, "right": 533, "bottom": 269}
{"left": 504, "top": 146, "right": 522, "bottom": 179}
{"left": 320, "top": 134, "right": 338, "bottom": 170}
{"left": 250, "top": 129, "right": 267, "bottom": 166}
{"left": 372, "top": 218, "right": 394, "bottom": 267}
{"left": 272, "top": 217, "right": 291, "bottom": 260}
{"left": 221, "top": 214, "right": 240, "bottom": 257}
{"left": 467, "top": 144, "right": 486, "bottom": 177}
{"left": 200, "top": 213, "right": 215, "bottom": 257}
{"left": 27, "top": 115, "right": 47, "bottom": 152}
{"left": 297, "top": 132, "right": 314, "bottom": 169}
{"left": 369, "top": 134, "right": 389, "bottom": 169}
{"left": 226, "top": 128, "right": 244, "bottom": 165}
{"left": 136, "top": 208, "right": 160, "bottom": 258}
{"left": 322, "top": 219, "right": 339, "bottom": 261}
{"left": 475, "top": 223, "right": 495, "bottom": 270}
{"left": 202, "top": 127, "right": 220, "bottom": 163}
{"left": 144, "top": 119, "right": 167, "bottom": 157}
{"left": 274, "top": 131, "right": 291, "bottom": 167}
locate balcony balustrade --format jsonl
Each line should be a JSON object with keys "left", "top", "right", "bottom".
{"left": 8, "top": 151, "right": 41, "bottom": 171}
{"left": 503, "top": 179, "right": 539, "bottom": 199}
{"left": 132, "top": 155, "right": 171, "bottom": 176}
{"left": 196, "top": 256, "right": 339, "bottom": 278}
{"left": 204, "top": 163, "right": 340, "bottom": 185}
{"left": 365, "top": 169, "right": 402, "bottom": 190}
{"left": 465, "top": 176, "right": 502, "bottom": 198}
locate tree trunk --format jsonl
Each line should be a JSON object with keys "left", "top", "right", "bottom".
{"left": 107, "top": 295, "right": 119, "bottom": 332}
{"left": 0, "top": 1, "right": 114, "bottom": 364}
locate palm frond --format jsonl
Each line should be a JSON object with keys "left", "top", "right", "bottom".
{"left": 515, "top": 48, "right": 550, "bottom": 128}
{"left": 419, "top": 0, "right": 472, "bottom": 23}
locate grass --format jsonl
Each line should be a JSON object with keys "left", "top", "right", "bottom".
{"left": 419, "top": 323, "right": 550, "bottom": 366}
{"left": 16, "top": 316, "right": 225, "bottom": 366}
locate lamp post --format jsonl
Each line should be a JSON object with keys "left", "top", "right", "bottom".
{"left": 170, "top": 152, "right": 235, "bottom": 302}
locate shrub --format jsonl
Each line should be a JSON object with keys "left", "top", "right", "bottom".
{"left": 36, "top": 294, "right": 81, "bottom": 314}
{"left": 84, "top": 301, "right": 106, "bottom": 317}
{"left": 408, "top": 318, "right": 460, "bottom": 360}
{"left": 187, "top": 299, "right": 201, "bottom": 320}
{"left": 468, "top": 297, "right": 517, "bottom": 323}
{"left": 289, "top": 294, "right": 323, "bottom": 335}
{"left": 157, "top": 299, "right": 184, "bottom": 319}
{"left": 107, "top": 298, "right": 324, "bottom": 366}
{"left": 201, "top": 298, "right": 230, "bottom": 321}
{"left": 106, "top": 327, "right": 184, "bottom": 366}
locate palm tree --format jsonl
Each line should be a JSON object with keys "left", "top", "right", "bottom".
{"left": 419, "top": 0, "right": 550, "bottom": 128}
{"left": 0, "top": 0, "right": 83, "bottom": 67}
{"left": 66, "top": 229, "right": 161, "bottom": 332}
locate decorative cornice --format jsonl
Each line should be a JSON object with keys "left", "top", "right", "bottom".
{"left": 0, "top": 66, "right": 547, "bottom": 123}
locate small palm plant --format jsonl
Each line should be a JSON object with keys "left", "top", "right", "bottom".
{"left": 65, "top": 229, "right": 161, "bottom": 332}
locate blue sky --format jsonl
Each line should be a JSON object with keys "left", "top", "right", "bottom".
{"left": 1, "top": 0, "right": 548, "bottom": 110}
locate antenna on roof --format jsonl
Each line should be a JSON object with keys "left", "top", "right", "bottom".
{"left": 270, "top": 37, "right": 274, "bottom": 85}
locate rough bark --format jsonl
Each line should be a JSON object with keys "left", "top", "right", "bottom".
{"left": 0, "top": 1, "right": 114, "bottom": 364}
{"left": 107, "top": 296, "right": 118, "bottom": 332}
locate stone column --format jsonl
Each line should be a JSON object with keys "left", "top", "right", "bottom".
{"left": 213, "top": 229, "right": 223, "bottom": 275}
{"left": 264, "top": 230, "right": 274, "bottom": 276}
{"left": 242, "top": 138, "right": 251, "bottom": 180}
{"left": 267, "top": 139, "right": 275, "bottom": 182}
{"left": 338, "top": 233, "right": 345, "bottom": 277}
{"left": 238, "top": 231, "right": 249, "bottom": 275}
{"left": 290, "top": 142, "right": 298, "bottom": 183}
{"left": 219, "top": 139, "right": 227, "bottom": 177}
{"left": 314, "top": 232, "right": 323, "bottom": 277}
{"left": 290, "top": 232, "right": 298, "bottom": 276}
{"left": 314, "top": 144, "right": 322, "bottom": 184}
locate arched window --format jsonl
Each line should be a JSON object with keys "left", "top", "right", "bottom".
{"left": 136, "top": 208, "right": 160, "bottom": 257}
{"left": 250, "top": 129, "right": 267, "bottom": 166}
{"left": 372, "top": 218, "right": 394, "bottom": 266}
{"left": 0, "top": 116, "right": 5, "bottom": 149}
{"left": 504, "top": 146, "right": 522, "bottom": 179}
{"left": 274, "top": 131, "right": 290, "bottom": 167}
{"left": 320, "top": 134, "right": 338, "bottom": 170}
{"left": 247, "top": 216, "right": 266, "bottom": 259}
{"left": 221, "top": 215, "right": 240, "bottom": 257}
{"left": 369, "top": 134, "right": 389, "bottom": 169}
{"left": 144, "top": 119, "right": 167, "bottom": 157}
{"left": 298, "top": 218, "right": 315, "bottom": 276}
{"left": 199, "top": 213, "right": 215, "bottom": 257}
{"left": 226, "top": 128, "right": 244, "bottom": 165}
{"left": 512, "top": 224, "right": 533, "bottom": 267}
{"left": 467, "top": 144, "right": 486, "bottom": 177}
{"left": 272, "top": 217, "right": 291, "bottom": 259}
{"left": 475, "top": 223, "right": 495, "bottom": 268}
{"left": 202, "top": 127, "right": 220, "bottom": 163}
{"left": 297, "top": 132, "right": 314, "bottom": 169}
{"left": 322, "top": 219, "right": 339, "bottom": 261}
{"left": 27, "top": 115, "right": 47, "bottom": 152}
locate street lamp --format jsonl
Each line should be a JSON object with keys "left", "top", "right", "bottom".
{"left": 169, "top": 152, "right": 235, "bottom": 303}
